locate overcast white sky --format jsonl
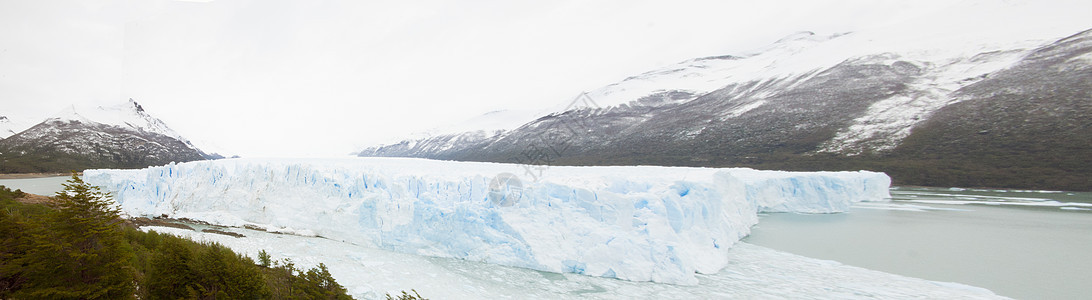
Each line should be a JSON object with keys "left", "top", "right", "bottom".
{"left": 0, "top": 0, "right": 1087, "bottom": 157}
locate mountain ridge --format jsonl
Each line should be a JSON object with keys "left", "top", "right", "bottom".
{"left": 0, "top": 99, "right": 216, "bottom": 173}
{"left": 359, "top": 28, "right": 1092, "bottom": 191}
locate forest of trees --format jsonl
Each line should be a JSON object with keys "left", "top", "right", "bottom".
{"left": 0, "top": 175, "right": 413, "bottom": 299}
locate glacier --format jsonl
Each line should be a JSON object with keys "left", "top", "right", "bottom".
{"left": 143, "top": 227, "right": 1004, "bottom": 299}
{"left": 84, "top": 157, "right": 890, "bottom": 285}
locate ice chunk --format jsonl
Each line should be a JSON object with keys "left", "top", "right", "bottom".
{"left": 84, "top": 157, "right": 890, "bottom": 285}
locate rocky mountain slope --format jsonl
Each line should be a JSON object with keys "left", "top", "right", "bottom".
{"left": 885, "top": 30, "right": 1092, "bottom": 189}
{"left": 0, "top": 99, "right": 216, "bottom": 173}
{"left": 360, "top": 28, "right": 1092, "bottom": 191}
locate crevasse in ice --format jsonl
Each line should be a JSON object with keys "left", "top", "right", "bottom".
{"left": 84, "top": 157, "right": 890, "bottom": 285}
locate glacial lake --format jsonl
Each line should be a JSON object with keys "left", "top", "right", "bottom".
{"left": 745, "top": 186, "right": 1092, "bottom": 299}
{"left": 0, "top": 175, "right": 70, "bottom": 195}
{"left": 3, "top": 177, "right": 1089, "bottom": 298}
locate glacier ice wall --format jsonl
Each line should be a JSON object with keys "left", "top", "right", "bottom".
{"left": 84, "top": 157, "right": 890, "bottom": 285}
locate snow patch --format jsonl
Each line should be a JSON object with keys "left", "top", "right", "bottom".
{"left": 818, "top": 49, "right": 1032, "bottom": 155}
{"left": 720, "top": 100, "right": 766, "bottom": 120}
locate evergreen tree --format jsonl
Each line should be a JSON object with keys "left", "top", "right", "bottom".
{"left": 15, "top": 173, "right": 135, "bottom": 299}
{"left": 146, "top": 237, "right": 198, "bottom": 298}
{"left": 258, "top": 249, "right": 272, "bottom": 268}
{"left": 386, "top": 289, "right": 427, "bottom": 300}
{"left": 0, "top": 186, "right": 31, "bottom": 297}
{"left": 2, "top": 182, "right": 358, "bottom": 299}
{"left": 298, "top": 263, "right": 352, "bottom": 300}
{"left": 191, "top": 243, "right": 269, "bottom": 299}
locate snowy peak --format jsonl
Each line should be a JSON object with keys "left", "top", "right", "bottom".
{"left": 742, "top": 31, "right": 844, "bottom": 57}
{"left": 0, "top": 99, "right": 211, "bottom": 172}
{"left": 576, "top": 31, "right": 855, "bottom": 111}
{"left": 48, "top": 98, "right": 190, "bottom": 144}
{"left": 1023, "top": 27, "right": 1092, "bottom": 62}
{"left": 0, "top": 115, "right": 32, "bottom": 139}
{"left": 773, "top": 31, "right": 820, "bottom": 44}
{"left": 570, "top": 11, "right": 1088, "bottom": 116}
{"left": 130, "top": 99, "right": 146, "bottom": 112}
{"left": 0, "top": 115, "right": 13, "bottom": 138}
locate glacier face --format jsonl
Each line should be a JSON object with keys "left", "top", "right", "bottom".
{"left": 84, "top": 157, "right": 890, "bottom": 285}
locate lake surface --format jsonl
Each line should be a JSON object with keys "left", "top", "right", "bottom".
{"left": 0, "top": 176, "right": 70, "bottom": 195}
{"left": 745, "top": 186, "right": 1092, "bottom": 300}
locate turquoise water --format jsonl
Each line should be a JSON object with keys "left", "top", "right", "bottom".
{"left": 745, "top": 187, "right": 1092, "bottom": 299}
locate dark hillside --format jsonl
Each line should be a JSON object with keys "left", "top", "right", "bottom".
{"left": 359, "top": 28, "right": 1092, "bottom": 191}
{"left": 886, "top": 29, "right": 1092, "bottom": 190}
{"left": 0, "top": 120, "right": 206, "bottom": 173}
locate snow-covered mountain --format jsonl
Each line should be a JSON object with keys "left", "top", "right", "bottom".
{"left": 360, "top": 27, "right": 1092, "bottom": 191}
{"left": 0, "top": 115, "right": 32, "bottom": 139}
{"left": 0, "top": 116, "right": 14, "bottom": 139}
{"left": 50, "top": 99, "right": 193, "bottom": 143}
{"left": 0, "top": 99, "right": 216, "bottom": 172}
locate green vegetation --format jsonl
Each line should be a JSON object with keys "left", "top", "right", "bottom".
{"left": 0, "top": 175, "right": 358, "bottom": 299}
{"left": 0, "top": 150, "right": 104, "bottom": 173}
{"left": 258, "top": 249, "right": 273, "bottom": 268}
{"left": 261, "top": 259, "right": 351, "bottom": 300}
{"left": 386, "top": 289, "right": 428, "bottom": 300}
{"left": 0, "top": 148, "right": 196, "bottom": 174}
{"left": 17, "top": 174, "right": 134, "bottom": 299}
{"left": 0, "top": 185, "right": 25, "bottom": 200}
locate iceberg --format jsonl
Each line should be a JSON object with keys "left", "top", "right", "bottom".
{"left": 84, "top": 157, "right": 890, "bottom": 285}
